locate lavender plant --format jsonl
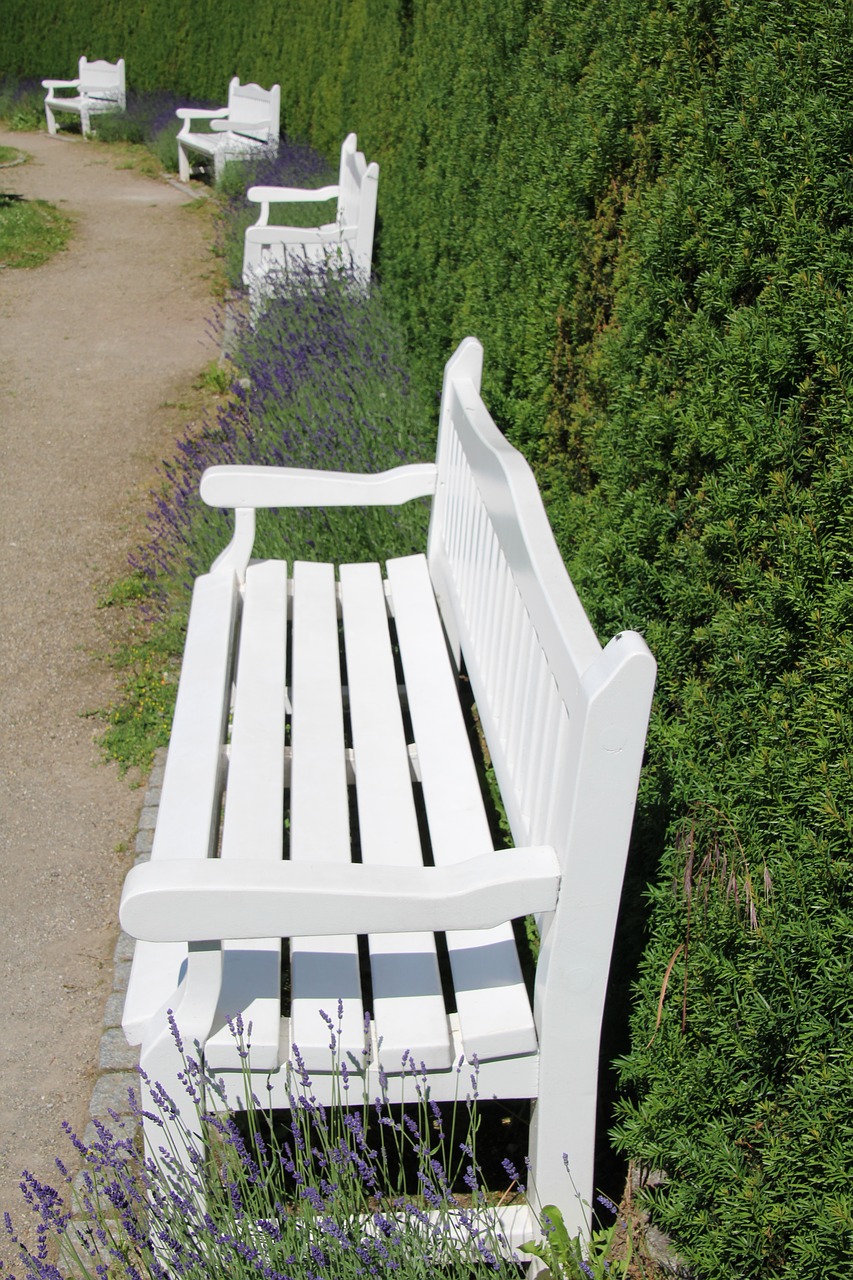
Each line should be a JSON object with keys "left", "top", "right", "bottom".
{"left": 0, "top": 79, "right": 45, "bottom": 131}
{"left": 134, "top": 261, "right": 432, "bottom": 611}
{"left": 1, "top": 1011, "right": 524, "bottom": 1280}
{"left": 102, "top": 257, "right": 433, "bottom": 770}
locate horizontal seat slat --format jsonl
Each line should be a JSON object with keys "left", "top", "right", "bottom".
{"left": 207, "top": 560, "right": 288, "bottom": 1070}
{"left": 386, "top": 555, "right": 538, "bottom": 1061}
{"left": 289, "top": 561, "right": 364, "bottom": 1070}
{"left": 151, "top": 570, "right": 240, "bottom": 861}
{"left": 340, "top": 562, "right": 452, "bottom": 1070}
{"left": 123, "top": 568, "right": 239, "bottom": 1043}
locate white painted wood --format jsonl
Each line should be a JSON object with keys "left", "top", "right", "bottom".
{"left": 147, "top": 570, "right": 239, "bottom": 862}
{"left": 122, "top": 940, "right": 188, "bottom": 1046}
{"left": 120, "top": 846, "right": 560, "bottom": 941}
{"left": 122, "top": 337, "right": 657, "bottom": 1247}
{"left": 288, "top": 561, "right": 365, "bottom": 1070}
{"left": 206, "top": 560, "right": 288, "bottom": 1071}
{"left": 242, "top": 133, "right": 379, "bottom": 313}
{"left": 339, "top": 561, "right": 453, "bottom": 1069}
{"left": 43, "top": 57, "right": 125, "bottom": 137}
{"left": 122, "top": 567, "right": 239, "bottom": 1043}
{"left": 253, "top": 1010, "right": 539, "bottom": 1107}
{"left": 200, "top": 462, "right": 436, "bottom": 511}
{"left": 176, "top": 78, "right": 280, "bottom": 182}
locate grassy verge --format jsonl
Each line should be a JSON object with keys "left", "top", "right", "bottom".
{"left": 0, "top": 78, "right": 43, "bottom": 130}
{"left": 1, "top": 102, "right": 71, "bottom": 273}
{"left": 0, "top": 188, "right": 72, "bottom": 266}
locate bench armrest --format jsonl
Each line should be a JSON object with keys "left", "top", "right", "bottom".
{"left": 42, "top": 78, "right": 81, "bottom": 89}
{"left": 120, "top": 848, "right": 561, "bottom": 942}
{"left": 201, "top": 464, "right": 436, "bottom": 581}
{"left": 176, "top": 106, "right": 229, "bottom": 122}
{"left": 201, "top": 462, "right": 437, "bottom": 510}
{"left": 247, "top": 184, "right": 340, "bottom": 204}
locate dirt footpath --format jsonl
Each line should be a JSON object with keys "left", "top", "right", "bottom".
{"left": 0, "top": 129, "right": 216, "bottom": 1247}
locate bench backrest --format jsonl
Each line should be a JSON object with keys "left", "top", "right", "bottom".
{"left": 225, "top": 76, "right": 280, "bottom": 142}
{"left": 426, "top": 338, "right": 656, "bottom": 1041}
{"left": 336, "top": 133, "right": 380, "bottom": 273}
{"left": 78, "top": 56, "right": 125, "bottom": 102}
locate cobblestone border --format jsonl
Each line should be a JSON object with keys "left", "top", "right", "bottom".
{"left": 81, "top": 748, "right": 167, "bottom": 1148}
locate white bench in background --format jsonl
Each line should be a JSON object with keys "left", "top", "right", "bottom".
{"left": 42, "top": 57, "right": 126, "bottom": 137}
{"left": 242, "top": 131, "right": 378, "bottom": 314}
{"left": 176, "top": 77, "right": 280, "bottom": 183}
{"left": 120, "top": 337, "right": 656, "bottom": 1248}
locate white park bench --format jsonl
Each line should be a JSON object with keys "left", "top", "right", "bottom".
{"left": 242, "top": 131, "right": 379, "bottom": 314}
{"left": 176, "top": 77, "right": 280, "bottom": 183}
{"left": 119, "top": 337, "right": 656, "bottom": 1248}
{"left": 42, "top": 57, "right": 126, "bottom": 137}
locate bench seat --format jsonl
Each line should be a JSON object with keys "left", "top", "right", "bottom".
{"left": 124, "top": 549, "right": 543, "bottom": 1086}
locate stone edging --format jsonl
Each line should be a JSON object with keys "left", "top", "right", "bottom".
{"left": 80, "top": 748, "right": 167, "bottom": 1148}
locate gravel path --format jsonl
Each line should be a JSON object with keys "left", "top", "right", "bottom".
{"left": 0, "top": 129, "right": 216, "bottom": 1249}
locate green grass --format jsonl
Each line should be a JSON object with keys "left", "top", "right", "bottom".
{"left": 0, "top": 143, "right": 26, "bottom": 165}
{"left": 0, "top": 191, "right": 72, "bottom": 266}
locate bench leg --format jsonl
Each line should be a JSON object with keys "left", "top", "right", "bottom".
{"left": 528, "top": 1062, "right": 596, "bottom": 1243}
{"left": 178, "top": 141, "right": 192, "bottom": 184}
{"left": 44, "top": 102, "right": 57, "bottom": 136}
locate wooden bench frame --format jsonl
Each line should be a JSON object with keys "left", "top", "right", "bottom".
{"left": 176, "top": 77, "right": 280, "bottom": 183}
{"left": 242, "top": 132, "right": 379, "bottom": 315}
{"left": 42, "top": 57, "right": 126, "bottom": 138}
{"left": 120, "top": 338, "right": 656, "bottom": 1247}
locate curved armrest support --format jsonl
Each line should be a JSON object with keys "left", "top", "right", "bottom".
{"left": 120, "top": 847, "right": 561, "bottom": 942}
{"left": 200, "top": 462, "right": 437, "bottom": 510}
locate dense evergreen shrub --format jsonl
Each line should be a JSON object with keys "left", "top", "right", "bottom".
{"left": 5, "top": 1, "right": 853, "bottom": 1274}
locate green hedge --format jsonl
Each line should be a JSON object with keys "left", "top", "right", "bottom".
{"left": 6, "top": 1, "right": 853, "bottom": 1274}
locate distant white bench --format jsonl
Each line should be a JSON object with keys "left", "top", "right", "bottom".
{"left": 120, "top": 337, "right": 656, "bottom": 1248}
{"left": 176, "top": 77, "right": 280, "bottom": 183}
{"left": 42, "top": 57, "right": 126, "bottom": 137}
{"left": 242, "top": 131, "right": 378, "bottom": 313}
